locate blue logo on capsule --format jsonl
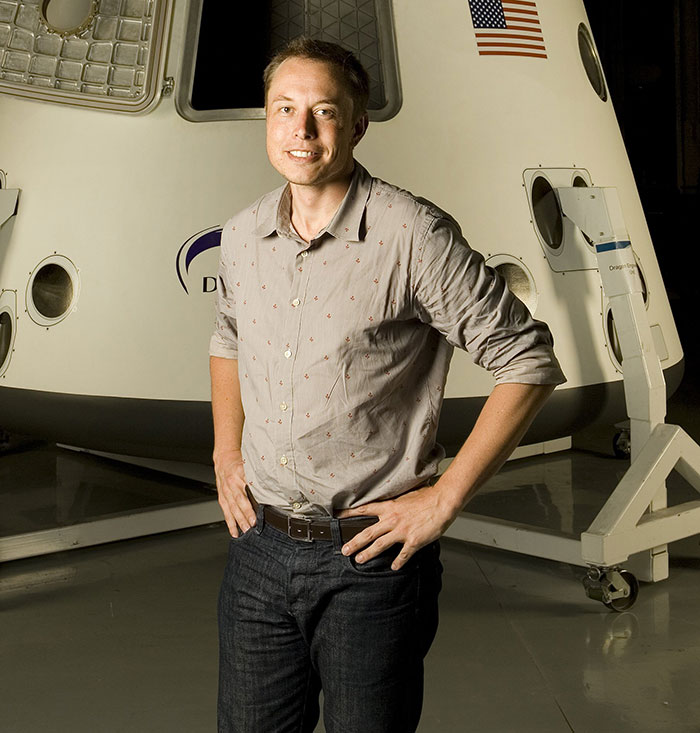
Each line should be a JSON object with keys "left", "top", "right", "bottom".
{"left": 176, "top": 226, "right": 222, "bottom": 294}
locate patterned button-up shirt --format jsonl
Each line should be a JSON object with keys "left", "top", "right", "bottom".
{"left": 210, "top": 163, "right": 565, "bottom": 516}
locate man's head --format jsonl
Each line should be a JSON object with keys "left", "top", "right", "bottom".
{"left": 264, "top": 38, "right": 370, "bottom": 122}
{"left": 263, "top": 39, "right": 370, "bottom": 189}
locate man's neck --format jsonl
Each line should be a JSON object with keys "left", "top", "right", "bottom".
{"left": 288, "top": 170, "right": 353, "bottom": 243}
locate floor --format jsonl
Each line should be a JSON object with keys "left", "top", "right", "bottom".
{"left": 2, "top": 385, "right": 700, "bottom": 732}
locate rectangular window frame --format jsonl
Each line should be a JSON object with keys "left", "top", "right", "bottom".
{"left": 175, "top": 0, "right": 402, "bottom": 123}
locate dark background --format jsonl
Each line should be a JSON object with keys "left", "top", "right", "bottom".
{"left": 584, "top": 0, "right": 700, "bottom": 405}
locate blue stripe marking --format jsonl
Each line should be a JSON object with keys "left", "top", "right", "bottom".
{"left": 596, "top": 240, "right": 631, "bottom": 253}
{"left": 185, "top": 228, "right": 222, "bottom": 273}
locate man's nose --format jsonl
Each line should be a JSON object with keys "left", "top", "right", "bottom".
{"left": 294, "top": 109, "right": 316, "bottom": 139}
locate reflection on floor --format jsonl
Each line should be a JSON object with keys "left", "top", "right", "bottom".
{"left": 1, "top": 388, "right": 700, "bottom": 732}
{"left": 0, "top": 443, "right": 215, "bottom": 537}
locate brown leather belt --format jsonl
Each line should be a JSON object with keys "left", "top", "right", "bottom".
{"left": 250, "top": 494, "right": 378, "bottom": 543}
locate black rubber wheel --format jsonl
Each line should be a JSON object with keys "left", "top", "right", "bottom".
{"left": 604, "top": 570, "right": 639, "bottom": 612}
{"left": 613, "top": 431, "right": 631, "bottom": 459}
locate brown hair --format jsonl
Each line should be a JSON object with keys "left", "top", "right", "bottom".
{"left": 263, "top": 38, "right": 370, "bottom": 120}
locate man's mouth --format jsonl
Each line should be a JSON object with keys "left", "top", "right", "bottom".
{"left": 288, "top": 150, "right": 319, "bottom": 159}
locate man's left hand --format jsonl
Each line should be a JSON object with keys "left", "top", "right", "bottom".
{"left": 337, "top": 484, "right": 458, "bottom": 571}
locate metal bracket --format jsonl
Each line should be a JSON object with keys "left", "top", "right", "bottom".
{"left": 162, "top": 76, "right": 175, "bottom": 97}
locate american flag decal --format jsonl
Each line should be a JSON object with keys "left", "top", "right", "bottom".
{"left": 468, "top": 0, "right": 547, "bottom": 59}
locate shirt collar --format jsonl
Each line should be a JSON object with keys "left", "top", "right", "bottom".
{"left": 253, "top": 161, "right": 372, "bottom": 243}
{"left": 253, "top": 183, "right": 286, "bottom": 238}
{"left": 325, "top": 162, "right": 372, "bottom": 243}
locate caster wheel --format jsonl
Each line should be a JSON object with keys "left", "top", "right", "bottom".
{"left": 583, "top": 568, "right": 640, "bottom": 612}
{"left": 604, "top": 570, "right": 639, "bottom": 612}
{"left": 613, "top": 430, "right": 631, "bottom": 459}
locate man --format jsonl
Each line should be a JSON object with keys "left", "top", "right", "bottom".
{"left": 210, "top": 38, "right": 565, "bottom": 732}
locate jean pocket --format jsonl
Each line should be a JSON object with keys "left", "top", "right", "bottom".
{"left": 344, "top": 543, "right": 413, "bottom": 577}
{"left": 229, "top": 525, "right": 256, "bottom": 543}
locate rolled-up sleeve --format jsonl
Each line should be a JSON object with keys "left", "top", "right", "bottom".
{"left": 412, "top": 215, "right": 566, "bottom": 385}
{"left": 209, "top": 222, "right": 238, "bottom": 360}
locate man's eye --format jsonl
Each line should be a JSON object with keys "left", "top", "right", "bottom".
{"left": 316, "top": 108, "right": 333, "bottom": 117}
{"left": 280, "top": 106, "right": 291, "bottom": 114}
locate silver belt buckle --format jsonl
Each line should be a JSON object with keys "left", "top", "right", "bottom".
{"left": 288, "top": 515, "right": 313, "bottom": 542}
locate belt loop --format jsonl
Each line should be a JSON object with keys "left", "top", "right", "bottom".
{"left": 249, "top": 487, "right": 265, "bottom": 535}
{"left": 330, "top": 518, "right": 343, "bottom": 554}
{"left": 255, "top": 502, "right": 265, "bottom": 535}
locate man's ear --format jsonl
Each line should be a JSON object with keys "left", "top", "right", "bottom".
{"left": 352, "top": 113, "right": 369, "bottom": 147}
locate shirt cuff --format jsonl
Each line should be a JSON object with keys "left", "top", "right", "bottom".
{"left": 209, "top": 333, "right": 238, "bottom": 359}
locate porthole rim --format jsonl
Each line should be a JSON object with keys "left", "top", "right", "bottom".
{"left": 25, "top": 254, "right": 81, "bottom": 327}
{"left": 604, "top": 304, "right": 623, "bottom": 372}
{"left": 0, "top": 305, "right": 16, "bottom": 376}
{"left": 39, "top": 0, "right": 98, "bottom": 38}
{"left": 530, "top": 173, "right": 565, "bottom": 255}
{"left": 577, "top": 22, "right": 608, "bottom": 103}
{"left": 485, "top": 253, "right": 539, "bottom": 315}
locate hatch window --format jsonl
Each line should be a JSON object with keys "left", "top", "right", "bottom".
{"left": 177, "top": 0, "right": 401, "bottom": 122}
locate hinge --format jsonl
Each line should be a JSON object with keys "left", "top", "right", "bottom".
{"left": 162, "top": 76, "right": 175, "bottom": 97}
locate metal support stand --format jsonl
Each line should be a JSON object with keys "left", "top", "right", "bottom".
{"left": 0, "top": 446, "right": 222, "bottom": 563}
{"left": 0, "top": 498, "right": 223, "bottom": 562}
{"left": 444, "top": 186, "right": 700, "bottom": 609}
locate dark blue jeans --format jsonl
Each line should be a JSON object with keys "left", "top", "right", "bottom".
{"left": 217, "top": 504, "right": 443, "bottom": 732}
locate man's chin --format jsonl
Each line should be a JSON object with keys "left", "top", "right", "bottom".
{"left": 271, "top": 158, "right": 353, "bottom": 188}
{"left": 280, "top": 171, "right": 326, "bottom": 187}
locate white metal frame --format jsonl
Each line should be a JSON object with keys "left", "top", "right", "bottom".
{"left": 0, "top": 498, "right": 223, "bottom": 563}
{"left": 445, "top": 187, "right": 700, "bottom": 583}
{"left": 0, "top": 444, "right": 222, "bottom": 563}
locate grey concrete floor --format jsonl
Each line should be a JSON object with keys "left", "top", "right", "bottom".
{"left": 2, "top": 390, "right": 700, "bottom": 732}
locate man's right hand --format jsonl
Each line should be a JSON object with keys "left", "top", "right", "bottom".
{"left": 214, "top": 449, "right": 256, "bottom": 537}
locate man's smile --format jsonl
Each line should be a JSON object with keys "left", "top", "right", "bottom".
{"left": 287, "top": 150, "right": 320, "bottom": 159}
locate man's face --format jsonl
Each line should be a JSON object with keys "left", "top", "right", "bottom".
{"left": 265, "top": 57, "right": 367, "bottom": 188}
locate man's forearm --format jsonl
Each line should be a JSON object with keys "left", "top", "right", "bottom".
{"left": 210, "top": 355, "right": 245, "bottom": 460}
{"left": 210, "top": 355, "right": 255, "bottom": 534}
{"left": 434, "top": 382, "right": 556, "bottom": 516}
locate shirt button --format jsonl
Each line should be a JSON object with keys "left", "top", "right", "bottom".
{"left": 292, "top": 501, "right": 303, "bottom": 510}
{"left": 280, "top": 455, "right": 288, "bottom": 466}
{"left": 301, "top": 251, "right": 308, "bottom": 258}
{"left": 284, "top": 349, "right": 292, "bottom": 359}
{"left": 291, "top": 298, "right": 301, "bottom": 307}
{"left": 280, "top": 402, "right": 288, "bottom": 411}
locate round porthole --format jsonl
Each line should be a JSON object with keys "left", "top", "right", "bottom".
{"left": 606, "top": 308, "right": 623, "bottom": 369}
{"left": 26, "top": 255, "right": 80, "bottom": 326}
{"left": 531, "top": 175, "right": 563, "bottom": 251}
{"left": 41, "top": 0, "right": 96, "bottom": 36}
{"left": 0, "top": 308, "right": 14, "bottom": 375}
{"left": 578, "top": 23, "right": 608, "bottom": 102}
{"left": 487, "top": 255, "right": 538, "bottom": 314}
{"left": 635, "top": 255, "right": 649, "bottom": 307}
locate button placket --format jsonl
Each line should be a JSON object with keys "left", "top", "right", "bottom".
{"left": 279, "top": 244, "right": 314, "bottom": 498}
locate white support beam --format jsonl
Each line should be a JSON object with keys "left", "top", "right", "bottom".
{"left": 445, "top": 512, "right": 584, "bottom": 567}
{"left": 586, "top": 424, "right": 680, "bottom": 535}
{"left": 0, "top": 498, "right": 223, "bottom": 562}
{"left": 581, "top": 500, "right": 700, "bottom": 567}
